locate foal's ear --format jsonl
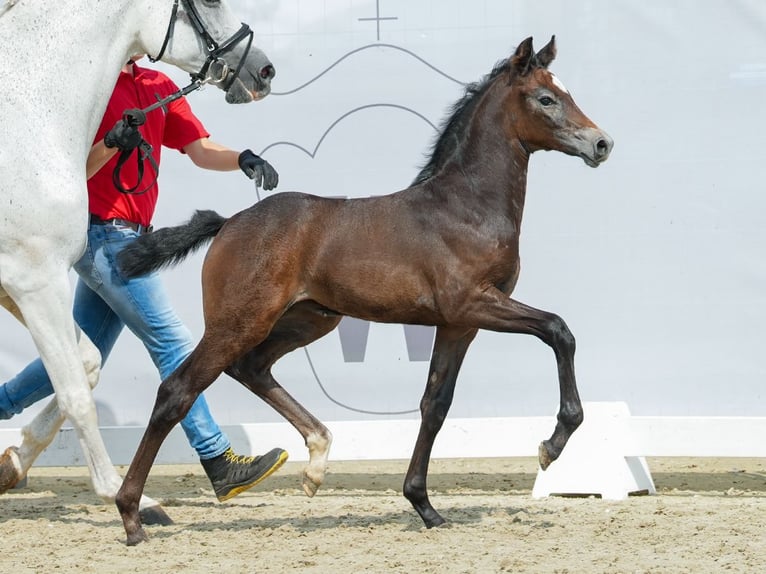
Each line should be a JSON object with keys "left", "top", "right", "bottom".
{"left": 510, "top": 36, "right": 536, "bottom": 76}
{"left": 536, "top": 35, "right": 557, "bottom": 68}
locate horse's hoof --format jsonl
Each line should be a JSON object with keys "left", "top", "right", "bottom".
{"left": 423, "top": 513, "right": 447, "bottom": 529}
{"left": 301, "top": 476, "right": 320, "bottom": 498}
{"left": 0, "top": 447, "right": 22, "bottom": 494}
{"left": 126, "top": 527, "right": 150, "bottom": 546}
{"left": 139, "top": 505, "right": 174, "bottom": 526}
{"left": 538, "top": 441, "right": 556, "bottom": 471}
{"left": 426, "top": 518, "right": 449, "bottom": 529}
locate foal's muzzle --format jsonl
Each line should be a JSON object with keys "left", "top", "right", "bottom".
{"left": 580, "top": 131, "right": 614, "bottom": 167}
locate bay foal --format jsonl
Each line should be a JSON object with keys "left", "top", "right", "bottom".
{"left": 116, "top": 36, "right": 613, "bottom": 545}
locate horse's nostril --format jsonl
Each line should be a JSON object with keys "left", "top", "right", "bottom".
{"left": 260, "top": 64, "right": 275, "bottom": 80}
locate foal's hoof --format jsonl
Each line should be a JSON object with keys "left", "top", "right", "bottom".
{"left": 424, "top": 516, "right": 448, "bottom": 529}
{"left": 538, "top": 441, "right": 556, "bottom": 471}
{"left": 126, "top": 527, "right": 150, "bottom": 547}
{"left": 0, "top": 447, "right": 22, "bottom": 494}
{"left": 139, "top": 505, "right": 174, "bottom": 526}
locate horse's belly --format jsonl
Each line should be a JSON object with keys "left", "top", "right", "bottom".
{"left": 0, "top": 173, "right": 88, "bottom": 265}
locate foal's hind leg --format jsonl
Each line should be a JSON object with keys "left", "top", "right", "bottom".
{"left": 117, "top": 335, "right": 250, "bottom": 545}
{"left": 404, "top": 327, "right": 477, "bottom": 528}
{"left": 226, "top": 304, "right": 342, "bottom": 497}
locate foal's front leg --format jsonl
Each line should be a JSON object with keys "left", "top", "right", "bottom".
{"left": 404, "top": 327, "right": 477, "bottom": 528}
{"left": 467, "top": 289, "right": 584, "bottom": 469}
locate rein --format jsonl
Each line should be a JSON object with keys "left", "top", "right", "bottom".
{"left": 112, "top": 80, "right": 202, "bottom": 195}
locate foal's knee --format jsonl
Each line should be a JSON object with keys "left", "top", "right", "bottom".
{"left": 544, "top": 314, "right": 576, "bottom": 357}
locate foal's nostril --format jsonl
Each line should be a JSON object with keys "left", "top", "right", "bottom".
{"left": 260, "top": 64, "right": 275, "bottom": 80}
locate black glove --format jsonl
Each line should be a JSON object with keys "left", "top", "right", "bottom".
{"left": 238, "top": 149, "right": 278, "bottom": 190}
{"left": 104, "top": 109, "right": 146, "bottom": 151}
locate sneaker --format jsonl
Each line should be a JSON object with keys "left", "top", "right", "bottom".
{"left": 201, "top": 447, "right": 288, "bottom": 502}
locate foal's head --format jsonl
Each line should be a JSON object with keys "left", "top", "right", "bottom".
{"left": 505, "top": 36, "right": 613, "bottom": 167}
{"left": 413, "top": 36, "right": 612, "bottom": 185}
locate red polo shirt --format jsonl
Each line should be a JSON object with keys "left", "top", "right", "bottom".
{"left": 88, "top": 63, "right": 209, "bottom": 227}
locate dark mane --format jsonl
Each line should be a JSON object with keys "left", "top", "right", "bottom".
{"left": 412, "top": 58, "right": 510, "bottom": 185}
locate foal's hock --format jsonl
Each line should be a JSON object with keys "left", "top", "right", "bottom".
{"left": 116, "top": 35, "right": 613, "bottom": 545}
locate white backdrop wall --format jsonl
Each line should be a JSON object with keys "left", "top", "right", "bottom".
{"left": 2, "top": 1, "right": 765, "bottom": 451}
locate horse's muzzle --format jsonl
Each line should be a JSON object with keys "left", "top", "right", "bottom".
{"left": 582, "top": 131, "right": 614, "bottom": 167}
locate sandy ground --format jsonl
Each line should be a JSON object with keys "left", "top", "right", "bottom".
{"left": 1, "top": 457, "right": 765, "bottom": 573}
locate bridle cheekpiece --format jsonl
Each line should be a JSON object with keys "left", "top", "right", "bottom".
{"left": 149, "top": 0, "right": 254, "bottom": 91}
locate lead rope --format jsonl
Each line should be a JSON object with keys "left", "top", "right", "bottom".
{"left": 253, "top": 171, "right": 263, "bottom": 202}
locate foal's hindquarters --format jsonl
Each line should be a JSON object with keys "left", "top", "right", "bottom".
{"left": 116, "top": 217, "right": 345, "bottom": 544}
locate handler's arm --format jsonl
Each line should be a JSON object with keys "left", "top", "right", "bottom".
{"left": 86, "top": 141, "right": 118, "bottom": 179}
{"left": 183, "top": 138, "right": 240, "bottom": 172}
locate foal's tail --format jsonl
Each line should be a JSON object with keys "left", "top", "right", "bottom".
{"left": 118, "top": 210, "right": 228, "bottom": 278}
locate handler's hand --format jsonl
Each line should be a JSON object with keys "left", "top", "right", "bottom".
{"left": 104, "top": 116, "right": 144, "bottom": 152}
{"left": 238, "top": 149, "right": 279, "bottom": 190}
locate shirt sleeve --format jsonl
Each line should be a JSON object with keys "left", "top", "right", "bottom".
{"left": 162, "top": 96, "right": 211, "bottom": 152}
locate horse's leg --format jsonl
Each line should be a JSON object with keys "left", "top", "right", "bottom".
{"left": 225, "top": 304, "right": 342, "bottom": 497}
{"left": 1, "top": 271, "right": 170, "bottom": 523}
{"left": 461, "top": 291, "right": 584, "bottom": 470}
{"left": 228, "top": 363, "right": 332, "bottom": 497}
{"left": 0, "top": 289, "right": 25, "bottom": 323}
{"left": 117, "top": 334, "right": 252, "bottom": 545}
{"left": 404, "top": 326, "right": 477, "bottom": 528}
{"left": 0, "top": 286, "right": 101, "bottom": 492}
{"left": 0, "top": 325, "right": 101, "bottom": 493}
{"left": 3, "top": 273, "right": 117, "bottom": 497}
{"left": 0, "top": 289, "right": 101, "bottom": 482}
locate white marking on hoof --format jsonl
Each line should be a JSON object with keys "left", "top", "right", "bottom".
{"left": 302, "top": 430, "right": 332, "bottom": 497}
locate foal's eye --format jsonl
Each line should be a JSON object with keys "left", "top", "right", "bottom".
{"left": 538, "top": 96, "right": 555, "bottom": 106}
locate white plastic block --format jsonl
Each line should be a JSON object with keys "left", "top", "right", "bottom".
{"left": 532, "top": 402, "right": 656, "bottom": 499}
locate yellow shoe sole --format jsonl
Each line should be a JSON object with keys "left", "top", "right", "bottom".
{"left": 217, "top": 450, "right": 289, "bottom": 502}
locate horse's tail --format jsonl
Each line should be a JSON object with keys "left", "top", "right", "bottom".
{"left": 118, "top": 210, "right": 228, "bottom": 278}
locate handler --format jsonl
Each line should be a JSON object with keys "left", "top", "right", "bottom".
{"left": 0, "top": 55, "right": 286, "bottom": 502}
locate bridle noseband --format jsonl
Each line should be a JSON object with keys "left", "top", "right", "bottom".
{"left": 149, "top": 0, "right": 254, "bottom": 91}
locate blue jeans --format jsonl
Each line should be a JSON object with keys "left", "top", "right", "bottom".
{"left": 0, "top": 222, "right": 229, "bottom": 460}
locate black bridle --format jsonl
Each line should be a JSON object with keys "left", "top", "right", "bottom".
{"left": 149, "top": 0, "right": 254, "bottom": 91}
{"left": 113, "top": 0, "right": 256, "bottom": 195}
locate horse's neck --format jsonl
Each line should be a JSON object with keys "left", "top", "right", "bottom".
{"left": 1, "top": 0, "right": 148, "bottom": 161}
{"left": 435, "top": 110, "right": 531, "bottom": 231}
